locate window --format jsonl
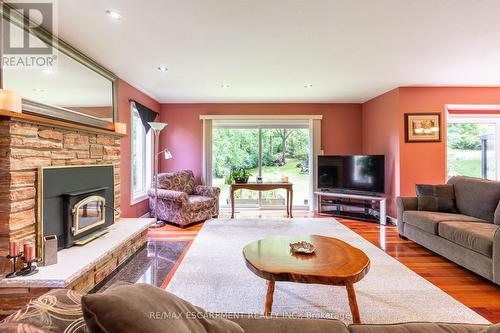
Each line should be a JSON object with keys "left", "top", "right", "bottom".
{"left": 447, "top": 116, "right": 500, "bottom": 180}
{"left": 131, "top": 104, "right": 152, "bottom": 203}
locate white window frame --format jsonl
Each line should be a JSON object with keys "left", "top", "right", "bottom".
{"left": 130, "top": 103, "right": 153, "bottom": 204}
{"left": 201, "top": 115, "right": 322, "bottom": 211}
{"left": 446, "top": 113, "right": 500, "bottom": 180}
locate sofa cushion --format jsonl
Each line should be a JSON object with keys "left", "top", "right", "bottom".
{"left": 416, "top": 184, "right": 457, "bottom": 213}
{"left": 348, "top": 322, "right": 488, "bottom": 333}
{"left": 479, "top": 323, "right": 500, "bottom": 333}
{"left": 0, "top": 288, "right": 87, "bottom": 333}
{"left": 82, "top": 282, "right": 244, "bottom": 333}
{"left": 229, "top": 316, "right": 349, "bottom": 333}
{"left": 438, "top": 222, "right": 498, "bottom": 257}
{"left": 188, "top": 195, "right": 216, "bottom": 211}
{"left": 403, "top": 211, "right": 487, "bottom": 235}
{"left": 447, "top": 176, "right": 500, "bottom": 224}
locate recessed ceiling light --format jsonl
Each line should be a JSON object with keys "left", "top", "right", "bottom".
{"left": 304, "top": 84, "right": 313, "bottom": 88}
{"left": 220, "top": 84, "right": 230, "bottom": 88}
{"left": 105, "top": 10, "right": 122, "bottom": 20}
{"left": 41, "top": 69, "right": 54, "bottom": 74}
{"left": 157, "top": 66, "right": 168, "bottom": 72}
{"left": 33, "top": 88, "right": 44, "bottom": 92}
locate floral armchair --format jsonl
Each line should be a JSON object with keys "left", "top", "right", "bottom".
{"left": 148, "top": 170, "right": 220, "bottom": 228}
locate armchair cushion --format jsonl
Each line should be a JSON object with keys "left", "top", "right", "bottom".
{"left": 157, "top": 170, "right": 195, "bottom": 194}
{"left": 188, "top": 195, "right": 216, "bottom": 211}
{"left": 195, "top": 185, "right": 221, "bottom": 198}
{"left": 148, "top": 188, "right": 188, "bottom": 204}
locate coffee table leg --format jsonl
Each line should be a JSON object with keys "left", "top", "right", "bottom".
{"left": 346, "top": 282, "right": 361, "bottom": 324}
{"left": 264, "top": 280, "right": 275, "bottom": 316}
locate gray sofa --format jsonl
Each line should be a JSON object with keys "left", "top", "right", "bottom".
{"left": 397, "top": 176, "right": 500, "bottom": 285}
{"left": 0, "top": 287, "right": 496, "bottom": 333}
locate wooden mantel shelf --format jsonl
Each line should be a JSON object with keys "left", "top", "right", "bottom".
{"left": 0, "top": 109, "right": 126, "bottom": 137}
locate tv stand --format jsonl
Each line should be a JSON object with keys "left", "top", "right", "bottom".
{"left": 314, "top": 191, "right": 387, "bottom": 225}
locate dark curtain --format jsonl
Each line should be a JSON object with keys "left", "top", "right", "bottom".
{"left": 131, "top": 100, "right": 158, "bottom": 133}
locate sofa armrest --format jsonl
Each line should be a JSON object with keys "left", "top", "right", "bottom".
{"left": 396, "top": 196, "right": 418, "bottom": 236}
{"left": 494, "top": 227, "right": 500, "bottom": 285}
{"left": 194, "top": 185, "right": 221, "bottom": 198}
{"left": 148, "top": 189, "right": 188, "bottom": 204}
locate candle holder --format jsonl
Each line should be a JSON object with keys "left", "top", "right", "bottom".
{"left": 18, "top": 257, "right": 38, "bottom": 276}
{"left": 5, "top": 253, "right": 22, "bottom": 278}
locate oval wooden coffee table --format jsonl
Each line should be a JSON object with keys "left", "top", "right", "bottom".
{"left": 242, "top": 235, "right": 370, "bottom": 323}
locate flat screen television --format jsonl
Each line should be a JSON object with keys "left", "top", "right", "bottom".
{"left": 318, "top": 155, "right": 385, "bottom": 193}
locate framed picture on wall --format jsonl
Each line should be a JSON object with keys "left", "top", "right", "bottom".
{"left": 404, "top": 113, "right": 441, "bottom": 143}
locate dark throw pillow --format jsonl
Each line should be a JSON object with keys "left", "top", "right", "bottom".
{"left": 416, "top": 184, "right": 458, "bottom": 213}
{"left": 81, "top": 282, "right": 244, "bottom": 333}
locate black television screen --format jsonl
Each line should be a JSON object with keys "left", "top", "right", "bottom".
{"left": 318, "top": 155, "right": 385, "bottom": 193}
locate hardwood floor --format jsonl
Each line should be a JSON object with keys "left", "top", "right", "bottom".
{"left": 148, "top": 210, "right": 500, "bottom": 323}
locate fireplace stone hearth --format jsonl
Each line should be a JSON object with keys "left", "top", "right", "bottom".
{"left": 0, "top": 119, "right": 121, "bottom": 274}
{"left": 0, "top": 218, "right": 152, "bottom": 317}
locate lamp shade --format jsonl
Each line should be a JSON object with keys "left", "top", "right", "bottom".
{"left": 164, "top": 149, "right": 173, "bottom": 160}
{"left": 148, "top": 122, "right": 167, "bottom": 132}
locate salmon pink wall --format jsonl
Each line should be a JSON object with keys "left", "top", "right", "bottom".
{"left": 118, "top": 79, "right": 160, "bottom": 218}
{"left": 398, "top": 87, "right": 500, "bottom": 196}
{"left": 159, "top": 104, "right": 363, "bottom": 182}
{"left": 362, "top": 89, "right": 400, "bottom": 216}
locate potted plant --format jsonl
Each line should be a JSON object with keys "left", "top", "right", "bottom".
{"left": 225, "top": 168, "right": 251, "bottom": 184}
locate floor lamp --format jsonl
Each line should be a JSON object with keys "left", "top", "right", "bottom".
{"left": 148, "top": 122, "right": 172, "bottom": 228}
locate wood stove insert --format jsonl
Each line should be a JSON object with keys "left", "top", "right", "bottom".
{"left": 38, "top": 165, "right": 115, "bottom": 263}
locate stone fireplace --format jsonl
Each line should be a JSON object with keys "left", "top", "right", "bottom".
{"left": 0, "top": 119, "right": 121, "bottom": 273}
{"left": 0, "top": 116, "right": 149, "bottom": 317}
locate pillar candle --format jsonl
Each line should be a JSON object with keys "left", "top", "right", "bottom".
{"left": 1, "top": 90, "right": 22, "bottom": 113}
{"left": 24, "top": 242, "right": 35, "bottom": 261}
{"left": 8, "top": 240, "right": 19, "bottom": 257}
{"left": 114, "top": 122, "right": 127, "bottom": 134}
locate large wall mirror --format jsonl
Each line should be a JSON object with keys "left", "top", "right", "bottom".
{"left": 0, "top": 4, "right": 118, "bottom": 128}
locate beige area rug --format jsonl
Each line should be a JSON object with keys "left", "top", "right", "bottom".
{"left": 165, "top": 218, "right": 489, "bottom": 324}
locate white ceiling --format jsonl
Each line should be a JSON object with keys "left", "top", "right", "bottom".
{"left": 55, "top": 0, "right": 500, "bottom": 103}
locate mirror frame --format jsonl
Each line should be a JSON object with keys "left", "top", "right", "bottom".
{"left": 0, "top": 4, "right": 118, "bottom": 129}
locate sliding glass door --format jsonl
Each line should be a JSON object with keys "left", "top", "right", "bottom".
{"left": 447, "top": 117, "right": 498, "bottom": 180}
{"left": 260, "top": 128, "right": 309, "bottom": 207}
{"left": 212, "top": 128, "right": 259, "bottom": 207}
{"left": 212, "top": 124, "right": 310, "bottom": 209}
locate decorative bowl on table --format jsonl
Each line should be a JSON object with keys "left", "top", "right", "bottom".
{"left": 289, "top": 241, "right": 316, "bottom": 254}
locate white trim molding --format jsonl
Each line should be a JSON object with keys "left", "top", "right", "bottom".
{"left": 200, "top": 114, "right": 323, "bottom": 120}
{"left": 202, "top": 119, "right": 213, "bottom": 185}
{"left": 446, "top": 104, "right": 500, "bottom": 112}
{"left": 309, "top": 118, "right": 322, "bottom": 211}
